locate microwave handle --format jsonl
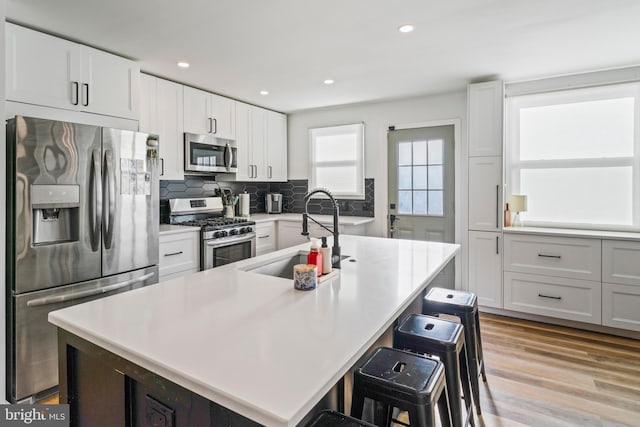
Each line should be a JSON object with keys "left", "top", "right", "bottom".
{"left": 225, "top": 143, "right": 233, "bottom": 171}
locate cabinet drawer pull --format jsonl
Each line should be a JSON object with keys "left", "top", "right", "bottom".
{"left": 258, "top": 235, "right": 270, "bottom": 239}
{"left": 538, "top": 293, "right": 562, "bottom": 300}
{"left": 164, "top": 251, "right": 184, "bottom": 257}
{"left": 71, "top": 81, "right": 79, "bottom": 105}
{"left": 538, "top": 253, "right": 562, "bottom": 259}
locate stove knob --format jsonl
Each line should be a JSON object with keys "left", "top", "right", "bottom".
{"left": 220, "top": 230, "right": 228, "bottom": 237}
{"left": 229, "top": 229, "right": 238, "bottom": 236}
{"left": 238, "top": 227, "right": 246, "bottom": 234}
{"left": 214, "top": 231, "right": 222, "bottom": 238}
{"left": 246, "top": 227, "right": 253, "bottom": 233}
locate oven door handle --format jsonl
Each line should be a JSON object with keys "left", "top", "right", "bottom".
{"left": 206, "top": 233, "right": 256, "bottom": 247}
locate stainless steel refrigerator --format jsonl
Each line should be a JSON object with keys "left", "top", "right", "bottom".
{"left": 6, "top": 116, "right": 160, "bottom": 403}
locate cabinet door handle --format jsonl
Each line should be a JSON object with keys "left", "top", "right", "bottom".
{"left": 496, "top": 185, "right": 499, "bottom": 229}
{"left": 82, "top": 83, "right": 89, "bottom": 106}
{"left": 208, "top": 117, "right": 213, "bottom": 133}
{"left": 212, "top": 118, "right": 217, "bottom": 134}
{"left": 258, "top": 235, "right": 270, "bottom": 239}
{"left": 71, "top": 81, "right": 79, "bottom": 105}
{"left": 160, "top": 158, "right": 165, "bottom": 176}
{"left": 538, "top": 253, "right": 562, "bottom": 259}
{"left": 164, "top": 251, "right": 183, "bottom": 257}
{"left": 496, "top": 236, "right": 499, "bottom": 254}
{"left": 268, "top": 165, "right": 272, "bottom": 179}
{"left": 538, "top": 293, "right": 562, "bottom": 300}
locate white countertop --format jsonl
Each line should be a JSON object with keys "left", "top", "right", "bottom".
{"left": 250, "top": 213, "right": 375, "bottom": 227}
{"left": 49, "top": 236, "right": 459, "bottom": 427}
{"left": 504, "top": 226, "right": 640, "bottom": 241}
{"left": 159, "top": 224, "right": 201, "bottom": 236}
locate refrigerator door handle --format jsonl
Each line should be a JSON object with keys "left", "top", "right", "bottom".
{"left": 90, "top": 149, "right": 102, "bottom": 251}
{"left": 103, "top": 149, "right": 116, "bottom": 249}
{"left": 26, "top": 272, "right": 155, "bottom": 307}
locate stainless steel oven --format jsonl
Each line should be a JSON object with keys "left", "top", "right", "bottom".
{"left": 203, "top": 232, "right": 256, "bottom": 270}
{"left": 184, "top": 132, "right": 237, "bottom": 173}
{"left": 168, "top": 198, "right": 256, "bottom": 270}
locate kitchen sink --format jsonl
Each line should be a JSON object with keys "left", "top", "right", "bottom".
{"left": 243, "top": 251, "right": 350, "bottom": 280}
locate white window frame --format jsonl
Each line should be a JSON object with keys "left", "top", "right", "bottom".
{"left": 308, "top": 123, "right": 365, "bottom": 199}
{"left": 506, "top": 82, "right": 640, "bottom": 231}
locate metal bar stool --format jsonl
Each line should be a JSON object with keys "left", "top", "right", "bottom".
{"left": 394, "top": 314, "right": 475, "bottom": 427}
{"left": 306, "top": 409, "right": 376, "bottom": 426}
{"left": 422, "top": 287, "right": 487, "bottom": 415}
{"left": 351, "top": 347, "right": 452, "bottom": 427}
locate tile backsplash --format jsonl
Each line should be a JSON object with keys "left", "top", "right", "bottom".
{"left": 159, "top": 177, "right": 374, "bottom": 222}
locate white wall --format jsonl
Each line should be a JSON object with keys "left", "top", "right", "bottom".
{"left": 287, "top": 90, "right": 469, "bottom": 288}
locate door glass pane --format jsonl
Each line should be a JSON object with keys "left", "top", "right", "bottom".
{"left": 398, "top": 167, "right": 412, "bottom": 189}
{"left": 428, "top": 191, "right": 443, "bottom": 215}
{"left": 413, "top": 191, "right": 427, "bottom": 214}
{"left": 412, "top": 141, "right": 427, "bottom": 165}
{"left": 398, "top": 191, "right": 412, "bottom": 214}
{"left": 413, "top": 167, "right": 427, "bottom": 190}
{"left": 398, "top": 142, "right": 412, "bottom": 165}
{"left": 428, "top": 139, "right": 443, "bottom": 164}
{"left": 428, "top": 165, "right": 443, "bottom": 190}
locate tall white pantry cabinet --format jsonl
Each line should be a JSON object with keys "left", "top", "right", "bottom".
{"left": 467, "top": 81, "right": 504, "bottom": 308}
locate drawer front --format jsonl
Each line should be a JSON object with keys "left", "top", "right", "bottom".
{"left": 602, "top": 282, "right": 640, "bottom": 332}
{"left": 503, "top": 272, "right": 601, "bottom": 324}
{"left": 602, "top": 240, "right": 640, "bottom": 286}
{"left": 159, "top": 232, "right": 199, "bottom": 277}
{"left": 503, "top": 234, "right": 601, "bottom": 280}
{"left": 255, "top": 222, "right": 276, "bottom": 254}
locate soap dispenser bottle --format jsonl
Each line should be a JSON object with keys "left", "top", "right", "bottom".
{"left": 320, "top": 236, "right": 332, "bottom": 274}
{"left": 307, "top": 239, "right": 323, "bottom": 277}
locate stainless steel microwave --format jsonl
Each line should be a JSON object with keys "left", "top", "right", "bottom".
{"left": 184, "top": 133, "right": 237, "bottom": 173}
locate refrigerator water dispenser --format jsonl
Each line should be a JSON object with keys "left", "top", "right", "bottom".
{"left": 31, "top": 184, "right": 80, "bottom": 245}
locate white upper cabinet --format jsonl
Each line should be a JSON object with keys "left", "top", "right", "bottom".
{"left": 139, "top": 74, "right": 184, "bottom": 181}
{"left": 468, "top": 81, "right": 503, "bottom": 157}
{"left": 183, "top": 86, "right": 236, "bottom": 140}
{"left": 228, "top": 104, "right": 287, "bottom": 182}
{"left": 468, "top": 156, "right": 502, "bottom": 231}
{"left": 6, "top": 23, "right": 139, "bottom": 120}
{"left": 266, "top": 110, "right": 288, "bottom": 181}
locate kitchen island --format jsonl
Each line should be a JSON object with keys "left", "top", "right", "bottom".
{"left": 49, "top": 235, "right": 459, "bottom": 426}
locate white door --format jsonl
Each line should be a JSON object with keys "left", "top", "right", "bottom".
{"left": 157, "top": 79, "right": 184, "bottom": 181}
{"left": 468, "top": 156, "right": 502, "bottom": 231}
{"left": 468, "top": 81, "right": 503, "bottom": 157}
{"left": 183, "top": 86, "right": 211, "bottom": 134}
{"left": 139, "top": 74, "right": 158, "bottom": 134}
{"left": 81, "top": 46, "right": 139, "bottom": 119}
{"left": 6, "top": 23, "right": 82, "bottom": 110}
{"left": 251, "top": 106, "right": 268, "bottom": 180}
{"left": 388, "top": 125, "right": 455, "bottom": 287}
{"left": 210, "top": 94, "right": 236, "bottom": 140}
{"left": 468, "top": 231, "right": 503, "bottom": 308}
{"left": 235, "top": 102, "right": 253, "bottom": 180}
{"left": 266, "top": 110, "right": 288, "bottom": 181}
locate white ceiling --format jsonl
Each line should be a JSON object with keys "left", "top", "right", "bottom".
{"left": 7, "top": 0, "right": 640, "bottom": 113}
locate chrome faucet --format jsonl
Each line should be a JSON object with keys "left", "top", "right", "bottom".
{"left": 301, "top": 188, "right": 341, "bottom": 269}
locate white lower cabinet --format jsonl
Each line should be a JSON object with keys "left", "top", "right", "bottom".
{"left": 602, "top": 282, "right": 640, "bottom": 331}
{"left": 159, "top": 231, "right": 199, "bottom": 281}
{"left": 255, "top": 222, "right": 277, "bottom": 256}
{"left": 468, "top": 231, "right": 502, "bottom": 308}
{"left": 504, "top": 272, "right": 601, "bottom": 324}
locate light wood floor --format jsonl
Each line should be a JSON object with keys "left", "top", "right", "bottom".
{"left": 41, "top": 313, "right": 640, "bottom": 426}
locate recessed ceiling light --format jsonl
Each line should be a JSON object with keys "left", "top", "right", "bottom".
{"left": 324, "top": 79, "right": 335, "bottom": 85}
{"left": 260, "top": 90, "right": 269, "bottom": 96}
{"left": 177, "top": 62, "right": 190, "bottom": 68}
{"left": 398, "top": 24, "right": 415, "bottom": 33}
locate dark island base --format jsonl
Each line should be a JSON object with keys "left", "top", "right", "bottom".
{"left": 58, "top": 329, "right": 263, "bottom": 427}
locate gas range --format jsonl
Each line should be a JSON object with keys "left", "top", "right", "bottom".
{"left": 178, "top": 217, "right": 256, "bottom": 240}
{"left": 168, "top": 197, "right": 257, "bottom": 270}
